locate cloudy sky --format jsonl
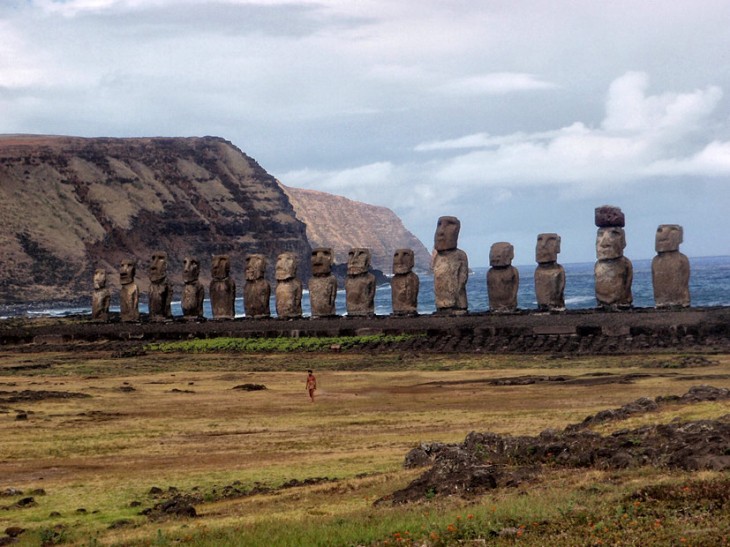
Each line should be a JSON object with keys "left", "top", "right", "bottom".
{"left": 3, "top": 0, "right": 730, "bottom": 265}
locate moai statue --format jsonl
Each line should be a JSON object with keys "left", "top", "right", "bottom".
{"left": 209, "top": 255, "right": 236, "bottom": 319}
{"left": 594, "top": 205, "right": 633, "bottom": 309}
{"left": 148, "top": 251, "right": 173, "bottom": 321}
{"left": 652, "top": 224, "right": 690, "bottom": 308}
{"left": 181, "top": 257, "right": 205, "bottom": 320}
{"left": 275, "top": 252, "right": 303, "bottom": 319}
{"left": 432, "top": 216, "right": 468, "bottom": 315}
{"left": 243, "top": 254, "right": 271, "bottom": 318}
{"left": 391, "top": 248, "right": 419, "bottom": 316}
{"left": 534, "top": 233, "right": 565, "bottom": 311}
{"left": 487, "top": 242, "right": 519, "bottom": 312}
{"left": 91, "top": 268, "right": 111, "bottom": 322}
{"left": 119, "top": 258, "right": 139, "bottom": 322}
{"left": 309, "top": 247, "right": 338, "bottom": 318}
{"left": 345, "top": 248, "right": 376, "bottom": 316}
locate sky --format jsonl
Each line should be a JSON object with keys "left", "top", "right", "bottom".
{"left": 2, "top": 0, "right": 730, "bottom": 266}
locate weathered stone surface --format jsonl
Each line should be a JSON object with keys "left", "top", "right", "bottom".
{"left": 534, "top": 234, "right": 565, "bottom": 311}
{"left": 487, "top": 242, "right": 519, "bottom": 312}
{"left": 595, "top": 205, "right": 625, "bottom": 227}
{"left": 0, "top": 135, "right": 311, "bottom": 304}
{"left": 391, "top": 249, "right": 419, "bottom": 316}
{"left": 91, "top": 269, "right": 110, "bottom": 321}
{"left": 243, "top": 254, "right": 270, "bottom": 318}
{"left": 148, "top": 251, "right": 172, "bottom": 321}
{"left": 283, "top": 185, "right": 431, "bottom": 273}
{"left": 309, "top": 247, "right": 338, "bottom": 318}
{"left": 595, "top": 224, "right": 633, "bottom": 309}
{"left": 181, "top": 257, "right": 205, "bottom": 319}
{"left": 209, "top": 255, "right": 236, "bottom": 319}
{"left": 433, "top": 217, "right": 468, "bottom": 314}
{"left": 653, "top": 224, "right": 690, "bottom": 308}
{"left": 275, "top": 252, "right": 302, "bottom": 318}
{"left": 118, "top": 258, "right": 139, "bottom": 322}
{"left": 345, "top": 248, "right": 376, "bottom": 316}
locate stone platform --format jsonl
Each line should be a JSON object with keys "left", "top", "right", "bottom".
{"left": 2, "top": 307, "right": 730, "bottom": 354}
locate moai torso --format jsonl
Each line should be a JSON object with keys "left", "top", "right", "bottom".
{"left": 91, "top": 269, "right": 111, "bottom": 322}
{"left": 652, "top": 224, "right": 690, "bottom": 308}
{"left": 275, "top": 252, "right": 302, "bottom": 318}
{"left": 433, "top": 216, "right": 468, "bottom": 314}
{"left": 148, "top": 251, "right": 173, "bottom": 321}
{"left": 487, "top": 242, "right": 519, "bottom": 312}
{"left": 594, "top": 206, "right": 633, "bottom": 309}
{"left": 391, "top": 249, "right": 419, "bottom": 315}
{"left": 534, "top": 233, "right": 565, "bottom": 311}
{"left": 119, "top": 259, "right": 139, "bottom": 322}
{"left": 181, "top": 257, "right": 205, "bottom": 319}
{"left": 243, "top": 254, "right": 271, "bottom": 318}
{"left": 345, "top": 248, "right": 376, "bottom": 316}
{"left": 309, "top": 248, "right": 338, "bottom": 318}
{"left": 209, "top": 255, "right": 236, "bottom": 319}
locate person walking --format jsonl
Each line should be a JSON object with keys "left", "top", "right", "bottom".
{"left": 306, "top": 369, "right": 317, "bottom": 402}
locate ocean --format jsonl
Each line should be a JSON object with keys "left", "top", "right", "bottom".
{"left": 12, "top": 256, "right": 730, "bottom": 319}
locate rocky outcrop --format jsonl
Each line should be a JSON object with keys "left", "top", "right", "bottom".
{"left": 0, "top": 135, "right": 311, "bottom": 304}
{"left": 281, "top": 185, "right": 431, "bottom": 274}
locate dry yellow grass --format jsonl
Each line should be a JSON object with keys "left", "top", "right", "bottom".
{"left": 0, "top": 349, "right": 728, "bottom": 545}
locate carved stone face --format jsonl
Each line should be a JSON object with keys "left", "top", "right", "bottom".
{"left": 393, "top": 248, "right": 414, "bottom": 275}
{"left": 490, "top": 242, "right": 514, "bottom": 267}
{"left": 149, "top": 252, "right": 168, "bottom": 283}
{"left": 655, "top": 224, "right": 683, "bottom": 253}
{"left": 211, "top": 255, "right": 231, "bottom": 280}
{"left": 596, "top": 227, "right": 626, "bottom": 260}
{"left": 434, "top": 216, "right": 460, "bottom": 252}
{"left": 275, "top": 252, "right": 297, "bottom": 281}
{"left": 536, "top": 233, "right": 561, "bottom": 264}
{"left": 245, "top": 254, "right": 266, "bottom": 281}
{"left": 183, "top": 257, "right": 200, "bottom": 283}
{"left": 347, "top": 248, "right": 371, "bottom": 275}
{"left": 93, "top": 269, "right": 107, "bottom": 290}
{"left": 311, "top": 247, "right": 333, "bottom": 276}
{"left": 119, "top": 259, "right": 136, "bottom": 285}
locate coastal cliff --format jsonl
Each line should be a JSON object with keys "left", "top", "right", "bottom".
{"left": 282, "top": 185, "right": 431, "bottom": 274}
{"left": 0, "top": 135, "right": 311, "bottom": 303}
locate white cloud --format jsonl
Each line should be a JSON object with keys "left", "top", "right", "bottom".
{"left": 437, "top": 73, "right": 559, "bottom": 96}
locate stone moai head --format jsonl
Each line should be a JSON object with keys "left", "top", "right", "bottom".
{"left": 93, "top": 269, "right": 107, "bottom": 290}
{"left": 434, "top": 216, "right": 460, "bottom": 252}
{"left": 119, "top": 258, "right": 137, "bottom": 285}
{"left": 347, "top": 248, "right": 371, "bottom": 276}
{"left": 536, "top": 233, "right": 561, "bottom": 264}
{"left": 149, "top": 251, "right": 168, "bottom": 283}
{"left": 393, "top": 248, "right": 415, "bottom": 275}
{"left": 490, "top": 242, "right": 514, "bottom": 268}
{"left": 596, "top": 227, "right": 626, "bottom": 260}
{"left": 595, "top": 205, "right": 626, "bottom": 260}
{"left": 655, "top": 224, "right": 683, "bottom": 253}
{"left": 211, "top": 255, "right": 231, "bottom": 280}
{"left": 275, "top": 252, "right": 298, "bottom": 281}
{"left": 183, "top": 257, "right": 200, "bottom": 283}
{"left": 245, "top": 254, "right": 267, "bottom": 281}
{"left": 311, "top": 247, "right": 333, "bottom": 276}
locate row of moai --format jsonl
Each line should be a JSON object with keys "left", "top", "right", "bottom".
{"left": 91, "top": 246, "right": 421, "bottom": 321}
{"left": 91, "top": 205, "right": 690, "bottom": 321}
{"left": 431, "top": 205, "right": 690, "bottom": 314}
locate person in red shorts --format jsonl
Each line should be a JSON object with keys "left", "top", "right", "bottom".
{"left": 306, "top": 369, "right": 317, "bottom": 402}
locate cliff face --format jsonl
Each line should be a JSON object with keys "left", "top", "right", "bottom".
{"left": 282, "top": 185, "right": 431, "bottom": 274}
{"left": 0, "top": 135, "right": 311, "bottom": 303}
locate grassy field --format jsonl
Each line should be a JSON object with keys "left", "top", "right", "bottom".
{"left": 1, "top": 341, "right": 729, "bottom": 546}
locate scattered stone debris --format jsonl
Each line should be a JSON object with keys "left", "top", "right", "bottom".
{"left": 111, "top": 347, "right": 147, "bottom": 359}
{"left": 0, "top": 490, "right": 22, "bottom": 498}
{"left": 1, "top": 497, "right": 36, "bottom": 511}
{"left": 108, "top": 519, "right": 135, "bottom": 530}
{"left": 169, "top": 389, "right": 195, "bottom": 394}
{"left": 232, "top": 384, "right": 267, "bottom": 391}
{"left": 383, "top": 385, "right": 730, "bottom": 505}
{"left": 117, "top": 385, "right": 136, "bottom": 393}
{"left": 0, "top": 391, "right": 91, "bottom": 404}
{"left": 4, "top": 527, "right": 24, "bottom": 538}
{"left": 651, "top": 355, "right": 719, "bottom": 368}
{"left": 141, "top": 496, "right": 197, "bottom": 520}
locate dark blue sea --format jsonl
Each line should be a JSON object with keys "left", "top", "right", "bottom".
{"left": 13, "top": 256, "right": 730, "bottom": 319}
